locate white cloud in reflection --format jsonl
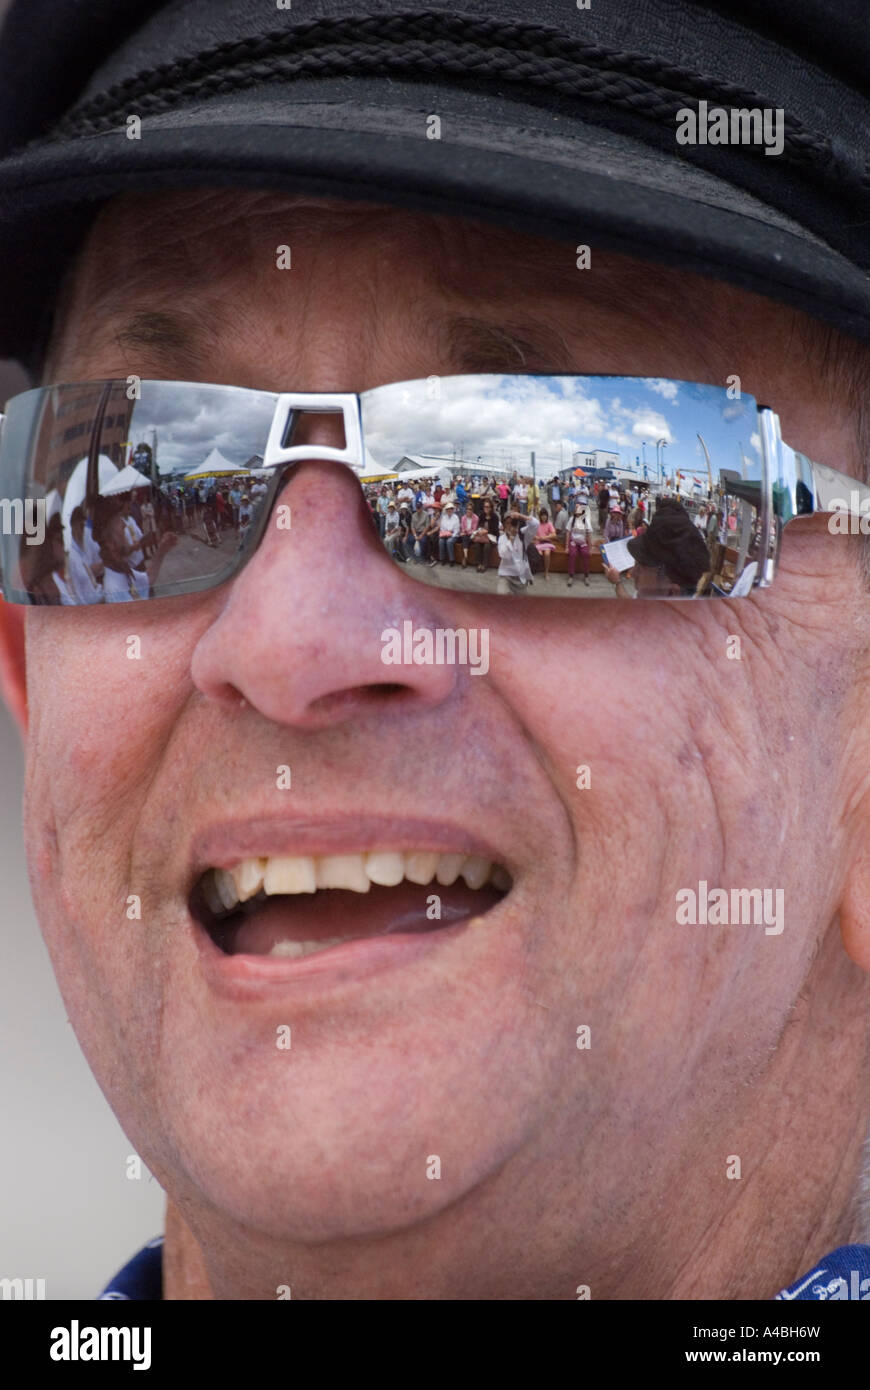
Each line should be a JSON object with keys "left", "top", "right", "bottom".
{"left": 642, "top": 378, "right": 680, "bottom": 402}
{"left": 363, "top": 375, "right": 610, "bottom": 472}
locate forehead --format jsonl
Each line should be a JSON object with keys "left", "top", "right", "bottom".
{"left": 53, "top": 190, "right": 574, "bottom": 357}
{"left": 48, "top": 187, "right": 786, "bottom": 384}
{"left": 73, "top": 189, "right": 577, "bottom": 293}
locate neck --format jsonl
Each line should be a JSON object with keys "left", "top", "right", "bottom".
{"left": 163, "top": 1202, "right": 213, "bottom": 1299}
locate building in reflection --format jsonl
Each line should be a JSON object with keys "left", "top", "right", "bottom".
{"left": 572, "top": 448, "right": 620, "bottom": 474}
{"left": 29, "top": 381, "right": 135, "bottom": 493}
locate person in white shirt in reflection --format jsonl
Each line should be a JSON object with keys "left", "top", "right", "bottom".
{"left": 497, "top": 509, "right": 539, "bottom": 594}
{"left": 120, "top": 496, "right": 145, "bottom": 569}
{"left": 68, "top": 506, "right": 104, "bottom": 604}
{"left": 93, "top": 506, "right": 177, "bottom": 602}
{"left": 435, "top": 499, "right": 460, "bottom": 566}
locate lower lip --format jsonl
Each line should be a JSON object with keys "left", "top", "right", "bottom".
{"left": 191, "top": 914, "right": 475, "bottom": 999}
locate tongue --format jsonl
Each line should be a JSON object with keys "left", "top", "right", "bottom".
{"left": 225, "top": 882, "right": 501, "bottom": 956}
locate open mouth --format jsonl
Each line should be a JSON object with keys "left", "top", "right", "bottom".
{"left": 190, "top": 852, "right": 512, "bottom": 960}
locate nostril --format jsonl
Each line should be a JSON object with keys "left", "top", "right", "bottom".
{"left": 362, "top": 683, "right": 405, "bottom": 697}
{"left": 307, "top": 684, "right": 415, "bottom": 719}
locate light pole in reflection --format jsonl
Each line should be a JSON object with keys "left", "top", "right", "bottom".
{"left": 656, "top": 438, "right": 667, "bottom": 487}
{"left": 696, "top": 433, "right": 713, "bottom": 497}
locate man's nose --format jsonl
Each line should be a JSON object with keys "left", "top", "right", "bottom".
{"left": 190, "top": 456, "right": 460, "bottom": 729}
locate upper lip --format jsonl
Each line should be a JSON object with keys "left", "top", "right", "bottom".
{"left": 187, "top": 815, "right": 511, "bottom": 891}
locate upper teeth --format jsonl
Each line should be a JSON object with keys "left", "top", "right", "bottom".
{"left": 201, "top": 852, "right": 511, "bottom": 916}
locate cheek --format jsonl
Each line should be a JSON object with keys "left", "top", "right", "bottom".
{"left": 487, "top": 602, "right": 822, "bottom": 986}
{"left": 28, "top": 619, "right": 173, "bottom": 805}
{"left": 22, "top": 610, "right": 198, "bottom": 933}
{"left": 20, "top": 612, "right": 204, "bottom": 1121}
{"left": 484, "top": 602, "right": 729, "bottom": 798}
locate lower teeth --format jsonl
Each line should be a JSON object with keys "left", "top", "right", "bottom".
{"left": 268, "top": 937, "right": 349, "bottom": 959}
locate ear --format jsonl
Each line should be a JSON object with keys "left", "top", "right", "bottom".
{"left": 0, "top": 596, "right": 27, "bottom": 733}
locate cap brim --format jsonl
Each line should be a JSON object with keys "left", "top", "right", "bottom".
{"left": 3, "top": 76, "right": 870, "bottom": 366}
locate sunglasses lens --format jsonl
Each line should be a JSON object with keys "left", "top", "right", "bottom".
{"left": 361, "top": 376, "right": 765, "bottom": 598}
{"left": 0, "top": 374, "right": 768, "bottom": 605}
{"left": 0, "top": 381, "right": 279, "bottom": 604}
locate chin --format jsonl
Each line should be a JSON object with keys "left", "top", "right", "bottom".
{"left": 168, "top": 1124, "right": 481, "bottom": 1243}
{"left": 147, "top": 1043, "right": 518, "bottom": 1244}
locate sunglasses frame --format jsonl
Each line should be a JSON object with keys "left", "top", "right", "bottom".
{"left": 0, "top": 374, "right": 868, "bottom": 605}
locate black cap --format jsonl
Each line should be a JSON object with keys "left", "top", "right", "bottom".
{"left": 627, "top": 497, "right": 711, "bottom": 587}
{"left": 1, "top": 0, "right": 869, "bottom": 372}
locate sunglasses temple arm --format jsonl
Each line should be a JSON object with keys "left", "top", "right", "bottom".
{"left": 760, "top": 408, "right": 870, "bottom": 578}
{"left": 772, "top": 399, "right": 870, "bottom": 522}
{"left": 0, "top": 412, "right": 5, "bottom": 600}
{"left": 802, "top": 457, "right": 870, "bottom": 517}
{"left": 757, "top": 407, "right": 780, "bottom": 585}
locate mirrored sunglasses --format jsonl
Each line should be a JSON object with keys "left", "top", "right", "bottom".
{"left": 0, "top": 374, "right": 862, "bottom": 606}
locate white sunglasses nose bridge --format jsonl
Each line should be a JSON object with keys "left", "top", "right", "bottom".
{"left": 262, "top": 392, "right": 363, "bottom": 471}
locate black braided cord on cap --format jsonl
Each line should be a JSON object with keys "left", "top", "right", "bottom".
{"left": 50, "top": 10, "right": 869, "bottom": 200}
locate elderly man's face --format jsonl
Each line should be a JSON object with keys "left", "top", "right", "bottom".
{"left": 6, "top": 191, "right": 870, "bottom": 1298}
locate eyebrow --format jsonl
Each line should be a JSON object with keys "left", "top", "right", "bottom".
{"left": 109, "top": 309, "right": 574, "bottom": 380}
{"left": 112, "top": 310, "right": 214, "bottom": 377}
{"left": 439, "top": 315, "right": 574, "bottom": 374}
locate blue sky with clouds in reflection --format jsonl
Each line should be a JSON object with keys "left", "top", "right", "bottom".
{"left": 129, "top": 375, "right": 763, "bottom": 483}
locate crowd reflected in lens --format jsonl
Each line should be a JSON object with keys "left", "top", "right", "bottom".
{"left": 21, "top": 472, "right": 273, "bottom": 604}
{"left": 366, "top": 470, "right": 761, "bottom": 598}
{"left": 18, "top": 456, "right": 762, "bottom": 605}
